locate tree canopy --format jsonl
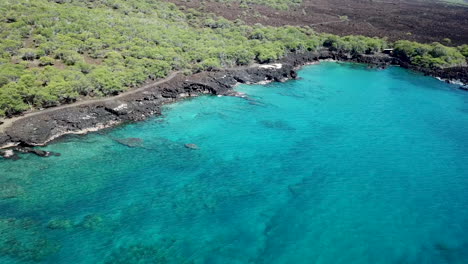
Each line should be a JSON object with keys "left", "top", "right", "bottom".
{"left": 393, "top": 40, "right": 466, "bottom": 68}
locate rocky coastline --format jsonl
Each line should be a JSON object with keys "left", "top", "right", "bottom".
{"left": 1, "top": 49, "right": 467, "bottom": 158}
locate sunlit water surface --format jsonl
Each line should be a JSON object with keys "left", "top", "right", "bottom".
{"left": 1, "top": 62, "right": 467, "bottom": 264}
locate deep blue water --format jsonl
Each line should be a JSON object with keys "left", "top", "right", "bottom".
{"left": 0, "top": 62, "right": 467, "bottom": 264}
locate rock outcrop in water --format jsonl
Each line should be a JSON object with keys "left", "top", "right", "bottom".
{"left": 14, "top": 146, "right": 60, "bottom": 157}
{"left": 1, "top": 146, "right": 60, "bottom": 160}
{"left": 184, "top": 143, "right": 199, "bottom": 150}
{"left": 0, "top": 149, "right": 17, "bottom": 160}
{"left": 114, "top": 137, "right": 144, "bottom": 148}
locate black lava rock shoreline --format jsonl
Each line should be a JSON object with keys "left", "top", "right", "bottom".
{"left": 0, "top": 49, "right": 467, "bottom": 156}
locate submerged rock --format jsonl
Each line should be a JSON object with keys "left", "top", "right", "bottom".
{"left": 14, "top": 146, "right": 60, "bottom": 157}
{"left": 0, "top": 149, "right": 19, "bottom": 160}
{"left": 0, "top": 218, "right": 60, "bottom": 261}
{"left": 47, "top": 219, "right": 74, "bottom": 230}
{"left": 184, "top": 143, "right": 199, "bottom": 150}
{"left": 0, "top": 182, "right": 24, "bottom": 199}
{"left": 260, "top": 120, "right": 295, "bottom": 131}
{"left": 103, "top": 239, "right": 181, "bottom": 264}
{"left": 80, "top": 214, "right": 103, "bottom": 230}
{"left": 114, "top": 137, "right": 144, "bottom": 148}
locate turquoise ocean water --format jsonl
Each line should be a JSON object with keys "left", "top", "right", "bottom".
{"left": 0, "top": 62, "right": 467, "bottom": 263}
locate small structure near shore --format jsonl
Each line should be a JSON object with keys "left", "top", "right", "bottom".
{"left": 382, "top": 48, "right": 394, "bottom": 55}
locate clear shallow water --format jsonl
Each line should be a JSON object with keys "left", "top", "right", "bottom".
{"left": 1, "top": 62, "right": 468, "bottom": 263}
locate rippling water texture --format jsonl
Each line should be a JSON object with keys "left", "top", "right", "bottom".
{"left": 1, "top": 62, "right": 467, "bottom": 263}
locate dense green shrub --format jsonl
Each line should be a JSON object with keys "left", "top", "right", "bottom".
{"left": 393, "top": 40, "right": 466, "bottom": 67}
{"left": 55, "top": 50, "right": 83, "bottom": 66}
{"left": 323, "top": 35, "right": 387, "bottom": 55}
{"left": 19, "top": 48, "right": 38, "bottom": 61}
{"left": 0, "top": 83, "right": 29, "bottom": 116}
{"left": 201, "top": 58, "right": 221, "bottom": 71}
{"left": 458, "top": 44, "right": 468, "bottom": 58}
{"left": 38, "top": 56, "right": 55, "bottom": 66}
{"left": 88, "top": 67, "right": 124, "bottom": 95}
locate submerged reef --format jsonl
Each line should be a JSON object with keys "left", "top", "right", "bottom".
{"left": 260, "top": 120, "right": 295, "bottom": 131}
{"left": 47, "top": 219, "right": 74, "bottom": 230}
{"left": 113, "top": 137, "right": 145, "bottom": 148}
{"left": 102, "top": 239, "right": 186, "bottom": 264}
{"left": 0, "top": 218, "right": 60, "bottom": 262}
{"left": 0, "top": 181, "right": 24, "bottom": 199}
{"left": 47, "top": 214, "right": 107, "bottom": 232}
{"left": 80, "top": 214, "right": 104, "bottom": 230}
{"left": 184, "top": 143, "right": 199, "bottom": 150}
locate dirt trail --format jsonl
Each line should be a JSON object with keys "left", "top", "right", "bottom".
{"left": 0, "top": 62, "right": 262, "bottom": 133}
{"left": 0, "top": 71, "right": 181, "bottom": 133}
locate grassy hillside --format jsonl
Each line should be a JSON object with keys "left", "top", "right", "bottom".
{"left": 0, "top": 0, "right": 466, "bottom": 117}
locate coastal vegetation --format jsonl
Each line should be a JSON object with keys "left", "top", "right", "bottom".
{"left": 393, "top": 40, "right": 466, "bottom": 68}
{"left": 0, "top": 0, "right": 466, "bottom": 117}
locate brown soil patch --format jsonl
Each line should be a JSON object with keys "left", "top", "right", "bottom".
{"left": 170, "top": 0, "right": 468, "bottom": 45}
{"left": 53, "top": 60, "right": 67, "bottom": 70}
{"left": 83, "top": 53, "right": 103, "bottom": 65}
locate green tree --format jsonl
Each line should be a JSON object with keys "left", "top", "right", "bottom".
{"left": 0, "top": 83, "right": 29, "bottom": 116}
{"left": 89, "top": 67, "right": 124, "bottom": 95}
